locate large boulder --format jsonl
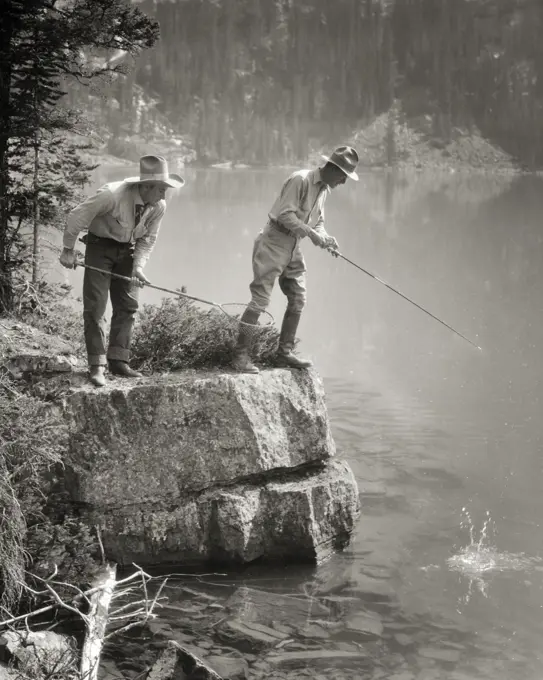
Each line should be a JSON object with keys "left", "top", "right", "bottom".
{"left": 87, "top": 459, "right": 359, "bottom": 565}
{"left": 59, "top": 369, "right": 335, "bottom": 506}
{"left": 56, "top": 368, "right": 359, "bottom": 566}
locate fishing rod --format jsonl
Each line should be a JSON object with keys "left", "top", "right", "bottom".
{"left": 329, "top": 250, "right": 482, "bottom": 351}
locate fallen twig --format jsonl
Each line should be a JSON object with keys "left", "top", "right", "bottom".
{"left": 0, "top": 563, "right": 178, "bottom": 679}
{"left": 80, "top": 563, "right": 117, "bottom": 680}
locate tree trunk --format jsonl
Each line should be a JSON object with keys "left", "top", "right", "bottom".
{"left": 32, "top": 138, "right": 40, "bottom": 286}
{"left": 0, "top": 8, "right": 14, "bottom": 313}
{"left": 385, "top": 27, "right": 397, "bottom": 167}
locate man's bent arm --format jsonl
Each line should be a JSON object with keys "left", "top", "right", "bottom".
{"left": 63, "top": 189, "right": 115, "bottom": 250}
{"left": 274, "top": 176, "right": 313, "bottom": 238}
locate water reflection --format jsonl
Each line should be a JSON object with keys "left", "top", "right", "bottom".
{"left": 328, "top": 379, "right": 543, "bottom": 679}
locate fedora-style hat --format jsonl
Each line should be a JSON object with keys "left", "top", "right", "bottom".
{"left": 321, "top": 145, "right": 359, "bottom": 181}
{"left": 124, "top": 155, "right": 185, "bottom": 189}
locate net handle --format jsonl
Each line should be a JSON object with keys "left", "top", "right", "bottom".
{"left": 76, "top": 262, "right": 274, "bottom": 326}
{"left": 77, "top": 262, "right": 223, "bottom": 307}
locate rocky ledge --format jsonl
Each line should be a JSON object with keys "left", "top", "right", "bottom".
{"left": 52, "top": 368, "right": 360, "bottom": 566}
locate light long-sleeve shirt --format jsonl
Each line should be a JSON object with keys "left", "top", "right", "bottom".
{"left": 268, "top": 168, "right": 330, "bottom": 239}
{"left": 63, "top": 181, "right": 166, "bottom": 269}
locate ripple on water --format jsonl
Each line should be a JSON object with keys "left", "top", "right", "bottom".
{"left": 447, "top": 545, "right": 542, "bottom": 577}
{"left": 447, "top": 508, "right": 542, "bottom": 579}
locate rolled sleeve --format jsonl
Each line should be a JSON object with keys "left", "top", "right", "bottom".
{"left": 133, "top": 202, "right": 165, "bottom": 270}
{"left": 63, "top": 189, "right": 115, "bottom": 249}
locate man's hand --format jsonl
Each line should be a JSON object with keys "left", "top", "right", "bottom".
{"left": 324, "top": 235, "right": 339, "bottom": 251}
{"left": 308, "top": 230, "right": 327, "bottom": 249}
{"left": 59, "top": 248, "right": 77, "bottom": 269}
{"left": 132, "top": 266, "right": 149, "bottom": 288}
{"left": 323, "top": 235, "right": 340, "bottom": 258}
{"left": 309, "top": 231, "right": 340, "bottom": 256}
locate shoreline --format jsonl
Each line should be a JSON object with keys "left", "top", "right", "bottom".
{"left": 86, "top": 148, "right": 528, "bottom": 176}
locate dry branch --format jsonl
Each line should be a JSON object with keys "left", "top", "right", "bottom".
{"left": 0, "top": 563, "right": 169, "bottom": 679}
{"left": 80, "top": 563, "right": 116, "bottom": 680}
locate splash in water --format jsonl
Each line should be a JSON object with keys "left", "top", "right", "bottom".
{"left": 447, "top": 508, "right": 541, "bottom": 603}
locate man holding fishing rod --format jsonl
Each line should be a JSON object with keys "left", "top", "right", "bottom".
{"left": 59, "top": 155, "right": 184, "bottom": 387}
{"left": 231, "top": 145, "right": 360, "bottom": 374}
{"left": 231, "top": 142, "right": 481, "bottom": 375}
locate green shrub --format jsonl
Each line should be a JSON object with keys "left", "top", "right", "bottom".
{"left": 26, "top": 516, "right": 100, "bottom": 595}
{"left": 13, "top": 280, "right": 84, "bottom": 357}
{"left": 131, "top": 296, "right": 281, "bottom": 373}
{"left": 0, "top": 391, "right": 63, "bottom": 607}
{"left": 0, "top": 384, "right": 99, "bottom": 609}
{"left": 1, "top": 280, "right": 99, "bottom": 609}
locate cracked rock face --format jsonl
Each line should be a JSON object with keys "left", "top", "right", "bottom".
{"left": 59, "top": 369, "right": 359, "bottom": 566}
{"left": 88, "top": 459, "right": 359, "bottom": 566}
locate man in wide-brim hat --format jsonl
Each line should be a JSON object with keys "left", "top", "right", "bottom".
{"left": 232, "top": 145, "right": 359, "bottom": 374}
{"left": 60, "top": 154, "right": 184, "bottom": 387}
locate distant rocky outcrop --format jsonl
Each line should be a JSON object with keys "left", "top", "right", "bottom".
{"left": 345, "top": 109, "right": 517, "bottom": 171}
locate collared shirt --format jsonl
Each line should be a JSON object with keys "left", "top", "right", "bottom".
{"left": 268, "top": 168, "right": 330, "bottom": 238}
{"left": 63, "top": 181, "right": 166, "bottom": 269}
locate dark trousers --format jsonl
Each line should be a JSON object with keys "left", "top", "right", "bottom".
{"left": 83, "top": 234, "right": 139, "bottom": 366}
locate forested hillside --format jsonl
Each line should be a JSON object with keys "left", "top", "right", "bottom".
{"left": 76, "top": 0, "right": 543, "bottom": 167}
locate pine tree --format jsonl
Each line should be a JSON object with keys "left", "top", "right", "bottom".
{"left": 0, "top": 0, "right": 159, "bottom": 313}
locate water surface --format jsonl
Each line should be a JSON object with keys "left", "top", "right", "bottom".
{"left": 83, "top": 166, "right": 543, "bottom": 679}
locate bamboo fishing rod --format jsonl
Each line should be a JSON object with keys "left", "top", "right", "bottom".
{"left": 330, "top": 250, "right": 482, "bottom": 351}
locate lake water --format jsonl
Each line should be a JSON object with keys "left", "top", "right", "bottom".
{"left": 85, "top": 166, "right": 543, "bottom": 679}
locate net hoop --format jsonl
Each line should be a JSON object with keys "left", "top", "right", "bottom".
{"left": 219, "top": 303, "right": 275, "bottom": 328}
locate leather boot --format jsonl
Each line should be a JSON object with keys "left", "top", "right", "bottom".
{"left": 231, "top": 309, "right": 260, "bottom": 374}
{"left": 276, "top": 310, "right": 313, "bottom": 369}
{"left": 108, "top": 360, "right": 143, "bottom": 378}
{"left": 89, "top": 365, "right": 106, "bottom": 387}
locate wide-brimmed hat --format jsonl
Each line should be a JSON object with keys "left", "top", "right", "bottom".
{"left": 124, "top": 155, "right": 185, "bottom": 189}
{"left": 321, "top": 145, "right": 359, "bottom": 181}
